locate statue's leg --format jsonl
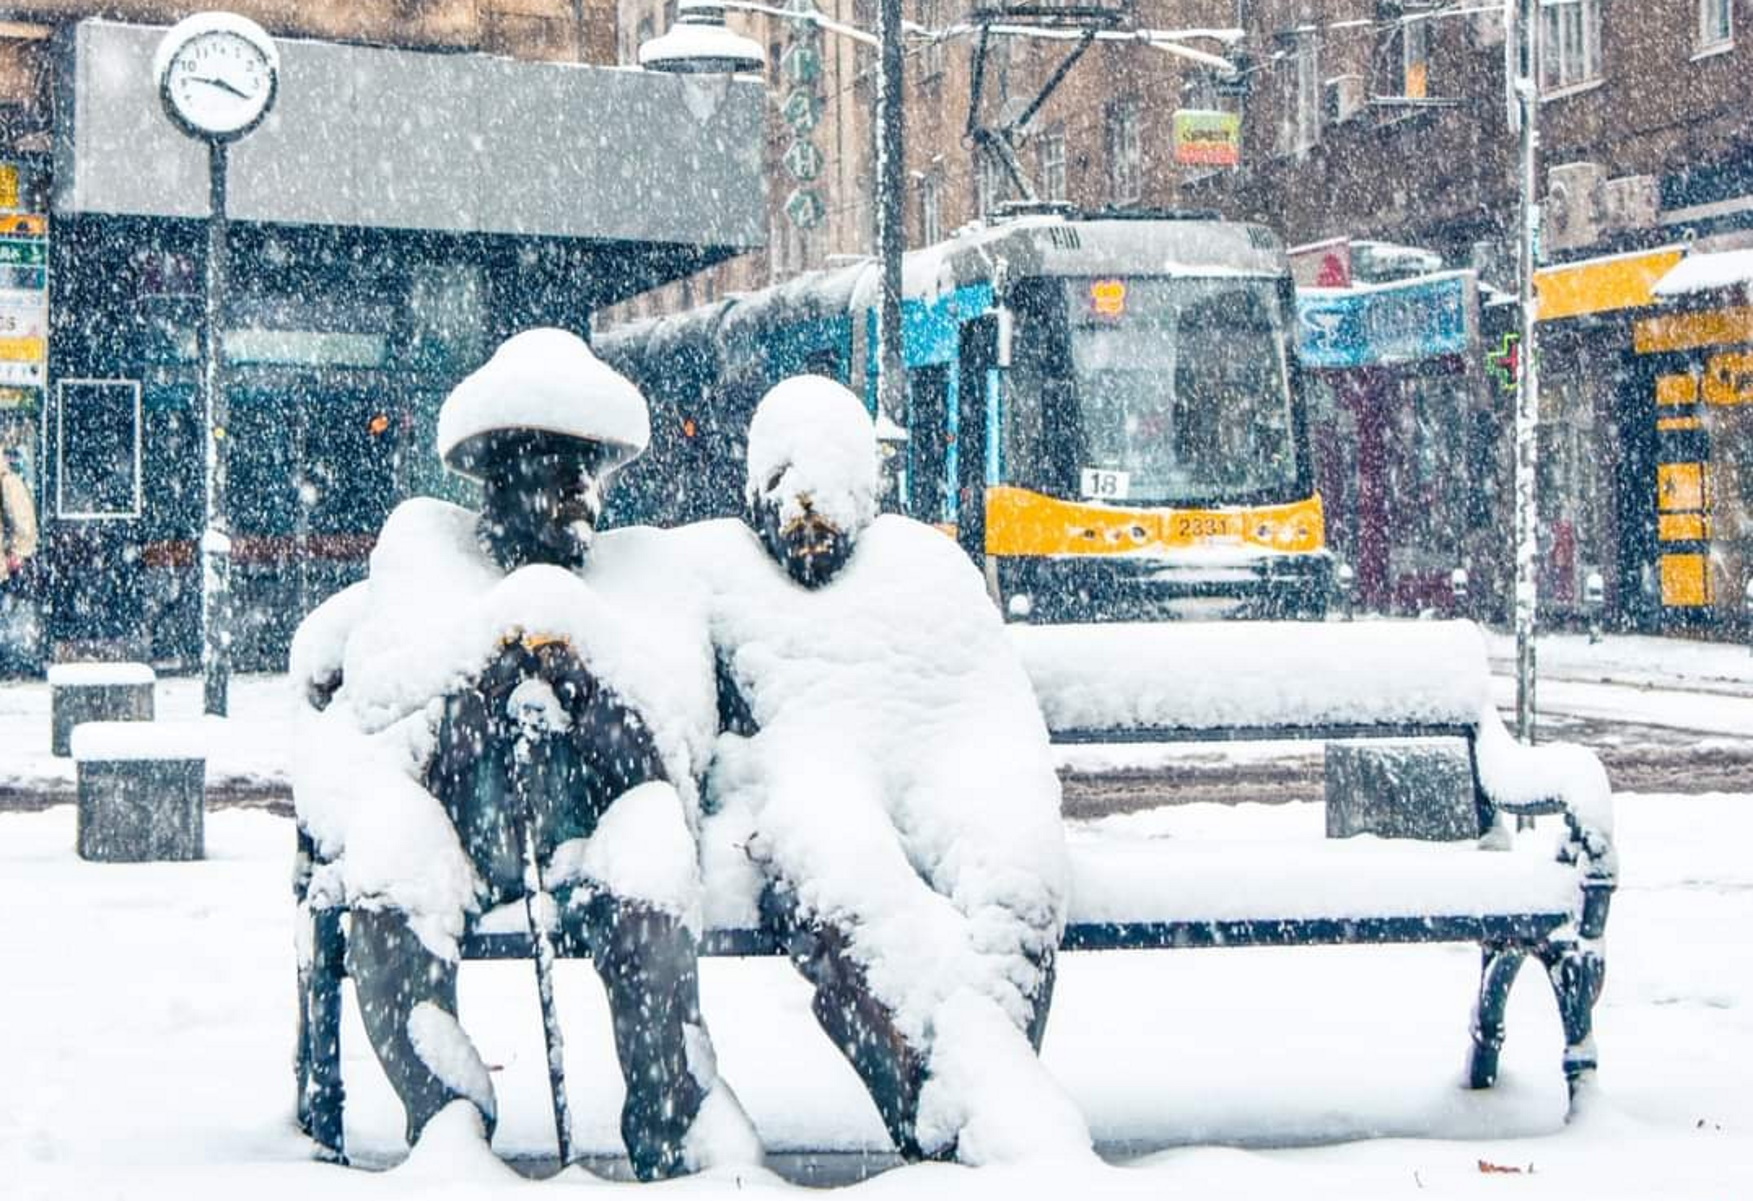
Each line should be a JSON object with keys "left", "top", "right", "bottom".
{"left": 582, "top": 893, "right": 709, "bottom": 1181}
{"left": 761, "top": 882, "right": 941, "bottom": 1161}
{"left": 1022, "top": 945, "right": 1056, "bottom": 1053}
{"left": 1466, "top": 942, "right": 1527, "bottom": 1090}
{"left": 575, "top": 780, "right": 755, "bottom": 1181}
{"left": 345, "top": 907, "right": 495, "bottom": 1147}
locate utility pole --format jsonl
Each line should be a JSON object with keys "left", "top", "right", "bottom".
{"left": 1512, "top": 0, "right": 1542, "bottom": 744}
{"left": 875, "top": 0, "right": 907, "bottom": 437}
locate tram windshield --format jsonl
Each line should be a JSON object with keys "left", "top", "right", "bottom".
{"left": 1024, "top": 275, "right": 1300, "bottom": 506}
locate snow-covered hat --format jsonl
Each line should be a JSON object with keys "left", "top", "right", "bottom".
{"left": 746, "top": 374, "right": 879, "bottom": 536}
{"left": 437, "top": 328, "right": 651, "bottom": 480}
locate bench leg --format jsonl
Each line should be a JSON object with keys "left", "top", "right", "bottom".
{"left": 1538, "top": 937, "right": 1606, "bottom": 1115}
{"left": 306, "top": 907, "right": 348, "bottom": 1162}
{"left": 1466, "top": 943, "right": 1526, "bottom": 1090}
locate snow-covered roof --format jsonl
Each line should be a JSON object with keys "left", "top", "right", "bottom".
{"left": 1653, "top": 247, "right": 1753, "bottom": 299}
{"left": 436, "top": 329, "right": 650, "bottom": 477}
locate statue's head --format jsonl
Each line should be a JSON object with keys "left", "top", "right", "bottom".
{"left": 438, "top": 328, "right": 650, "bottom": 572}
{"left": 745, "top": 375, "right": 879, "bottom": 589}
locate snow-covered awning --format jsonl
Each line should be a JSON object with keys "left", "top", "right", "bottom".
{"left": 53, "top": 19, "right": 766, "bottom": 293}
{"left": 1652, "top": 248, "right": 1753, "bottom": 300}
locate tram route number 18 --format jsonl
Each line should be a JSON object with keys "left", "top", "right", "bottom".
{"left": 1079, "top": 467, "right": 1130, "bottom": 501}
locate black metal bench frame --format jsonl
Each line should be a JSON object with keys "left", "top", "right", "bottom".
{"left": 294, "top": 717, "right": 1614, "bottom": 1164}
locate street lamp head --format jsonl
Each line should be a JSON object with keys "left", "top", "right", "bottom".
{"left": 639, "top": 0, "right": 766, "bottom": 75}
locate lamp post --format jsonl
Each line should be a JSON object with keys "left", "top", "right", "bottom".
{"left": 154, "top": 13, "right": 280, "bottom": 717}
{"left": 874, "top": 0, "right": 906, "bottom": 431}
{"left": 644, "top": 0, "right": 906, "bottom": 429}
{"left": 1511, "top": 0, "right": 1542, "bottom": 744}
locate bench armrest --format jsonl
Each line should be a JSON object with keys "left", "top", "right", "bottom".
{"left": 1473, "top": 705, "right": 1616, "bottom": 887}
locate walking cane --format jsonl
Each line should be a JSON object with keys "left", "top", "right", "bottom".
{"left": 507, "top": 667, "right": 576, "bottom": 1168}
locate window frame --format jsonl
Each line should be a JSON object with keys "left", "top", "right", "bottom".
{"left": 1038, "top": 130, "right": 1067, "bottom": 203}
{"left": 1698, "top": 0, "right": 1734, "bottom": 51}
{"left": 55, "top": 378, "right": 143, "bottom": 521}
{"left": 1539, "top": 0, "right": 1603, "bottom": 94}
{"left": 919, "top": 172, "right": 941, "bottom": 245}
{"left": 1107, "top": 98, "right": 1142, "bottom": 206}
{"left": 1402, "top": 15, "right": 1429, "bottom": 99}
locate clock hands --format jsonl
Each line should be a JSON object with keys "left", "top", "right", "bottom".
{"left": 188, "top": 73, "right": 253, "bottom": 100}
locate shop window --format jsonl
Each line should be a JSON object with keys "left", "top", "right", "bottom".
{"left": 1038, "top": 131, "right": 1067, "bottom": 203}
{"left": 1540, "top": 0, "right": 1602, "bottom": 92}
{"left": 1107, "top": 98, "right": 1141, "bottom": 206}
{"left": 1699, "top": 0, "right": 1734, "bottom": 50}
{"left": 56, "top": 379, "right": 141, "bottom": 520}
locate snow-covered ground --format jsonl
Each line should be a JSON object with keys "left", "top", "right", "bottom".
{"left": 3, "top": 628, "right": 1747, "bottom": 1197}
{"left": 3, "top": 791, "right": 1748, "bottom": 1198}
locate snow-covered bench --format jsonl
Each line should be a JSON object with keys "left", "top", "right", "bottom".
{"left": 295, "top": 619, "right": 1615, "bottom": 1162}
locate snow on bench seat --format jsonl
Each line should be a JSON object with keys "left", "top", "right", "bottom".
{"left": 1012, "top": 619, "right": 1490, "bottom": 734}
{"left": 467, "top": 832, "right": 1582, "bottom": 953}
{"left": 1062, "top": 835, "right": 1579, "bottom": 928}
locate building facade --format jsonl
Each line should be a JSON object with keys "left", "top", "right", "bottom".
{"left": 2, "top": 2, "right": 764, "bottom": 670}
{"left": 612, "top": 0, "right": 1753, "bottom": 634}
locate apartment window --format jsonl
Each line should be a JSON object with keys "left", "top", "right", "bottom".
{"left": 1540, "top": 0, "right": 1602, "bottom": 91}
{"left": 1403, "top": 16, "right": 1429, "bottom": 99}
{"left": 1038, "top": 131, "right": 1067, "bottom": 202}
{"left": 977, "top": 152, "right": 1009, "bottom": 218}
{"left": 919, "top": 173, "right": 942, "bottom": 245}
{"left": 1699, "top": 0, "right": 1734, "bottom": 49}
{"left": 1107, "top": 99, "right": 1141, "bottom": 205}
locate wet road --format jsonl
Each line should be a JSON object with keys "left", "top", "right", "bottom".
{"left": 1060, "top": 705, "right": 1753, "bottom": 819}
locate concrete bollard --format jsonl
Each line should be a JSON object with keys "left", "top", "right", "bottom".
{"left": 1325, "top": 739, "right": 1476, "bottom": 842}
{"left": 73, "top": 720, "right": 207, "bottom": 862}
{"left": 49, "top": 663, "right": 156, "bottom": 758}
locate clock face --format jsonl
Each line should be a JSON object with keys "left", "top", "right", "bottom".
{"left": 161, "top": 30, "right": 278, "bottom": 140}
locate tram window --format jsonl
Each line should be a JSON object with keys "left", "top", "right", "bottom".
{"left": 1000, "top": 279, "right": 1074, "bottom": 495}
{"left": 1066, "top": 276, "right": 1297, "bottom": 504}
{"left": 56, "top": 379, "right": 141, "bottom": 519}
{"left": 908, "top": 365, "right": 952, "bottom": 523}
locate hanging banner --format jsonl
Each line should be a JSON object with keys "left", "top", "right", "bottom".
{"left": 1172, "top": 109, "right": 1241, "bottom": 168}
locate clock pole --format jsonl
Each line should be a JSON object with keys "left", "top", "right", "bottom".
{"left": 201, "top": 136, "right": 231, "bottom": 717}
{"left": 155, "top": 12, "right": 279, "bottom": 717}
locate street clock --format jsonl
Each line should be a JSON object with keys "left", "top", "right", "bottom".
{"left": 155, "top": 13, "right": 280, "bottom": 142}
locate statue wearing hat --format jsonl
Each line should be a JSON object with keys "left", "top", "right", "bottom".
{"left": 291, "top": 329, "right": 754, "bottom": 1179}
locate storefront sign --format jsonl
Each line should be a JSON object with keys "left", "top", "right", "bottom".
{"left": 1289, "top": 237, "right": 1352, "bottom": 288}
{"left": 0, "top": 216, "right": 48, "bottom": 388}
{"left": 0, "top": 164, "right": 19, "bottom": 210}
{"left": 1297, "top": 272, "right": 1476, "bottom": 370}
{"left": 1703, "top": 350, "right": 1753, "bottom": 405}
{"left": 1536, "top": 246, "right": 1685, "bottom": 322}
{"left": 1172, "top": 110, "right": 1241, "bottom": 168}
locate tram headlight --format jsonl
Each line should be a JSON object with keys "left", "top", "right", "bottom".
{"left": 1007, "top": 592, "right": 1034, "bottom": 620}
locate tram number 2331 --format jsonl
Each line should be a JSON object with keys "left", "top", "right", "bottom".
{"left": 1079, "top": 467, "right": 1132, "bottom": 501}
